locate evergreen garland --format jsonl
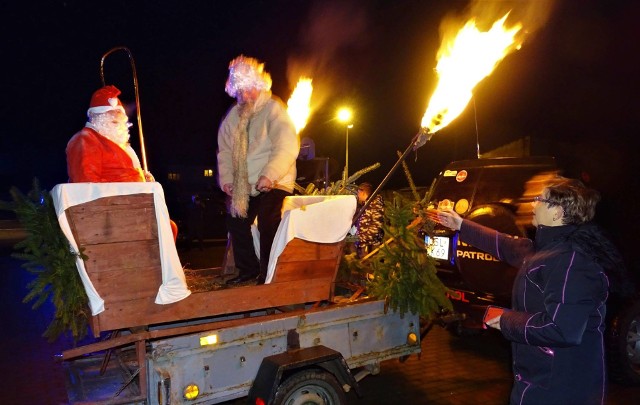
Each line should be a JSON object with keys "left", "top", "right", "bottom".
{"left": 294, "top": 162, "right": 381, "bottom": 196}
{"left": 0, "top": 180, "right": 89, "bottom": 343}
{"left": 296, "top": 162, "right": 380, "bottom": 283}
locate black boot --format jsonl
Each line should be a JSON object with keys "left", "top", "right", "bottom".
{"left": 226, "top": 272, "right": 258, "bottom": 285}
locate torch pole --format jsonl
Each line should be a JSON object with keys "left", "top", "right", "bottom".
{"left": 352, "top": 128, "right": 433, "bottom": 225}
{"left": 100, "top": 46, "right": 148, "bottom": 172}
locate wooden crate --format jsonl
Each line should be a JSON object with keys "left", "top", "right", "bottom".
{"left": 65, "top": 194, "right": 343, "bottom": 337}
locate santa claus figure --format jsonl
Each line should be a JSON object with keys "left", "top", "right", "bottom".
{"left": 66, "top": 85, "right": 151, "bottom": 183}
{"left": 66, "top": 85, "right": 178, "bottom": 240}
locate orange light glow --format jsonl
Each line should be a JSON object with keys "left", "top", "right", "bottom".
{"left": 287, "top": 77, "right": 313, "bottom": 134}
{"left": 421, "top": 14, "right": 522, "bottom": 134}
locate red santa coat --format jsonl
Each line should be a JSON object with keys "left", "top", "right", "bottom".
{"left": 66, "top": 127, "right": 145, "bottom": 183}
{"left": 66, "top": 127, "right": 179, "bottom": 241}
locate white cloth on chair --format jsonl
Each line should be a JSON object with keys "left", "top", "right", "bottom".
{"left": 265, "top": 195, "right": 357, "bottom": 283}
{"left": 51, "top": 183, "right": 191, "bottom": 315}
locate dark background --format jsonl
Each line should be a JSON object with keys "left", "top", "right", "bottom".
{"left": 2, "top": 0, "right": 639, "bottom": 269}
{"left": 1, "top": 3, "right": 639, "bottom": 403}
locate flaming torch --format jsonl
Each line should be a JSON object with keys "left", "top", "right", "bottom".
{"left": 287, "top": 77, "right": 313, "bottom": 134}
{"left": 418, "top": 14, "right": 522, "bottom": 142}
{"left": 357, "top": 13, "right": 523, "bottom": 221}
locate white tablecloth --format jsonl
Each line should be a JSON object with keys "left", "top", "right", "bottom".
{"left": 265, "top": 195, "right": 357, "bottom": 283}
{"left": 51, "top": 183, "right": 191, "bottom": 315}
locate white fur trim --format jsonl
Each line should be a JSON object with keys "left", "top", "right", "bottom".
{"left": 87, "top": 105, "right": 126, "bottom": 116}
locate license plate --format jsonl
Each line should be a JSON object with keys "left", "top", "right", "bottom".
{"left": 425, "top": 236, "right": 449, "bottom": 260}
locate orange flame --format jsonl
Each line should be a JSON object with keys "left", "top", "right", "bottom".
{"left": 421, "top": 14, "right": 522, "bottom": 134}
{"left": 287, "top": 77, "right": 313, "bottom": 134}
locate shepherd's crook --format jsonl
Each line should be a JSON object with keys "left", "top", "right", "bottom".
{"left": 100, "top": 47, "right": 148, "bottom": 172}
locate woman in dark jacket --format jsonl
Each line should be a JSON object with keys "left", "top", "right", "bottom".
{"left": 438, "top": 177, "right": 623, "bottom": 405}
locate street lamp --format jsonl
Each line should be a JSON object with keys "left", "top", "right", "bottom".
{"left": 337, "top": 108, "right": 353, "bottom": 178}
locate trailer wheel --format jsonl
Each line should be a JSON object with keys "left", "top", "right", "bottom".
{"left": 274, "top": 369, "right": 347, "bottom": 405}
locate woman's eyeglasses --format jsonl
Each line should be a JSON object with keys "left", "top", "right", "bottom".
{"left": 533, "top": 196, "right": 553, "bottom": 204}
{"left": 534, "top": 195, "right": 566, "bottom": 217}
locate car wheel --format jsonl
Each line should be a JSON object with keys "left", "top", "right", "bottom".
{"left": 607, "top": 298, "right": 640, "bottom": 385}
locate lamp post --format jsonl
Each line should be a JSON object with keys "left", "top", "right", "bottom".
{"left": 337, "top": 108, "right": 353, "bottom": 178}
{"left": 345, "top": 123, "right": 353, "bottom": 178}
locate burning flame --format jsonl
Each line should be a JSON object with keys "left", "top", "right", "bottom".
{"left": 421, "top": 14, "right": 522, "bottom": 134}
{"left": 287, "top": 77, "right": 313, "bottom": 134}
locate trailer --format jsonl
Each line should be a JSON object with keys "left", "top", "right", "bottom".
{"left": 64, "top": 298, "right": 420, "bottom": 404}
{"left": 52, "top": 183, "right": 421, "bottom": 404}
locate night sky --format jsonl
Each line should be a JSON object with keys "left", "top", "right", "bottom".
{"left": 2, "top": 0, "right": 640, "bottom": 240}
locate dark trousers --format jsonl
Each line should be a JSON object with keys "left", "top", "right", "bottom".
{"left": 226, "top": 189, "right": 289, "bottom": 278}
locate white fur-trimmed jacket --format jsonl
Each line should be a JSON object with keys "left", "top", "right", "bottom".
{"left": 217, "top": 96, "right": 299, "bottom": 195}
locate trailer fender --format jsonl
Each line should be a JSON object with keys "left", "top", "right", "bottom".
{"left": 248, "top": 345, "right": 361, "bottom": 404}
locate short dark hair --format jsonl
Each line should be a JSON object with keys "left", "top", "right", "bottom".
{"left": 358, "top": 182, "right": 373, "bottom": 194}
{"left": 545, "top": 177, "right": 600, "bottom": 225}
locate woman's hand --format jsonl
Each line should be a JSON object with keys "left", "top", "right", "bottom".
{"left": 485, "top": 315, "right": 502, "bottom": 330}
{"left": 437, "top": 209, "right": 463, "bottom": 231}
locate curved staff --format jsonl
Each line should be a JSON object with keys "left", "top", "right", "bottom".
{"left": 100, "top": 46, "right": 148, "bottom": 172}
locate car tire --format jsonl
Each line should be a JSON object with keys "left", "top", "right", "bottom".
{"left": 607, "top": 298, "right": 640, "bottom": 385}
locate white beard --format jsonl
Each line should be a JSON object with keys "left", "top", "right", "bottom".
{"left": 89, "top": 114, "right": 131, "bottom": 146}
{"left": 102, "top": 126, "right": 130, "bottom": 146}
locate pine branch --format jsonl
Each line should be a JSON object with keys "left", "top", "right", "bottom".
{"left": 359, "top": 159, "right": 451, "bottom": 320}
{"left": 398, "top": 150, "right": 420, "bottom": 201}
{"left": 366, "top": 196, "right": 452, "bottom": 319}
{"left": 296, "top": 159, "right": 451, "bottom": 319}
{"left": 1, "top": 179, "right": 89, "bottom": 343}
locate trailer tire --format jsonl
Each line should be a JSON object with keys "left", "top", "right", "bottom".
{"left": 274, "top": 369, "right": 347, "bottom": 405}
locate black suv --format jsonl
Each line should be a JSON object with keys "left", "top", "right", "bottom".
{"left": 426, "top": 157, "right": 640, "bottom": 385}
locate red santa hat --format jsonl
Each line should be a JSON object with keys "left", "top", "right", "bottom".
{"left": 87, "top": 85, "right": 126, "bottom": 116}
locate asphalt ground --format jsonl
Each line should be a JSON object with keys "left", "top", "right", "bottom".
{"left": 1, "top": 241, "right": 638, "bottom": 404}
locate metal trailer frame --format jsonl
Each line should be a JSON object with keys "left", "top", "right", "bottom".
{"left": 143, "top": 299, "right": 419, "bottom": 404}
